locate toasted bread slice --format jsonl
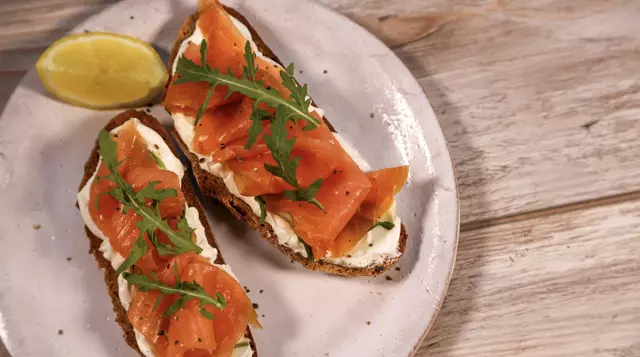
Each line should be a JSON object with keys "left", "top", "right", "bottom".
{"left": 166, "top": 7, "right": 408, "bottom": 277}
{"left": 77, "top": 110, "right": 257, "bottom": 357}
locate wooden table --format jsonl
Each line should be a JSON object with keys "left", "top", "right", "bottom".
{"left": 1, "top": 0, "right": 639, "bottom": 356}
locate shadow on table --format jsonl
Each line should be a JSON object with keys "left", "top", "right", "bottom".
{"left": 0, "top": 340, "right": 9, "bottom": 357}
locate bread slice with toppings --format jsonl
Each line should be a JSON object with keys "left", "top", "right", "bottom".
{"left": 77, "top": 110, "right": 257, "bottom": 357}
{"left": 166, "top": 5, "right": 408, "bottom": 277}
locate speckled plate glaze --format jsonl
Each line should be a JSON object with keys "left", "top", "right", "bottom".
{"left": 0, "top": 1, "right": 459, "bottom": 356}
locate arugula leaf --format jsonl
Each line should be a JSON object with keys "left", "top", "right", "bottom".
{"left": 115, "top": 237, "right": 147, "bottom": 276}
{"left": 368, "top": 221, "right": 395, "bottom": 232}
{"left": 174, "top": 39, "right": 321, "bottom": 129}
{"left": 244, "top": 107, "right": 270, "bottom": 150}
{"left": 134, "top": 181, "right": 176, "bottom": 203}
{"left": 264, "top": 107, "right": 325, "bottom": 211}
{"left": 283, "top": 178, "right": 324, "bottom": 211}
{"left": 298, "top": 236, "right": 314, "bottom": 262}
{"left": 255, "top": 196, "right": 267, "bottom": 224}
{"left": 96, "top": 131, "right": 202, "bottom": 274}
{"left": 123, "top": 272, "right": 226, "bottom": 320}
{"left": 150, "top": 151, "right": 165, "bottom": 169}
{"left": 280, "top": 63, "right": 314, "bottom": 131}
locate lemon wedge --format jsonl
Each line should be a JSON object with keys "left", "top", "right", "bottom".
{"left": 36, "top": 32, "right": 168, "bottom": 109}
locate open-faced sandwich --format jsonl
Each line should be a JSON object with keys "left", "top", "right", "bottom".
{"left": 163, "top": 0, "right": 409, "bottom": 276}
{"left": 77, "top": 110, "right": 259, "bottom": 357}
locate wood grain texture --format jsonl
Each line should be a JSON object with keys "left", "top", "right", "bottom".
{"left": 0, "top": 1, "right": 116, "bottom": 73}
{"left": 1, "top": 1, "right": 640, "bottom": 356}
{"left": 420, "top": 199, "right": 640, "bottom": 357}
{"left": 318, "top": 0, "right": 640, "bottom": 224}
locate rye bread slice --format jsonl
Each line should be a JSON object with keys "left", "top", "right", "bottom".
{"left": 77, "top": 109, "right": 257, "bottom": 357}
{"left": 166, "top": 7, "right": 408, "bottom": 277}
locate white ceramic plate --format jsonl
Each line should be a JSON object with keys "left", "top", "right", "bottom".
{"left": 0, "top": 1, "right": 459, "bottom": 356}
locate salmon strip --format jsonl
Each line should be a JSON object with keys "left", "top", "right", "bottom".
{"left": 266, "top": 160, "right": 371, "bottom": 258}
{"left": 356, "top": 166, "right": 409, "bottom": 220}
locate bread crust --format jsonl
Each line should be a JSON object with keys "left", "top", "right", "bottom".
{"left": 166, "top": 7, "right": 408, "bottom": 276}
{"left": 77, "top": 109, "right": 257, "bottom": 357}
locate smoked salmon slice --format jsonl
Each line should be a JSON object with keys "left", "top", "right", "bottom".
{"left": 357, "top": 166, "right": 409, "bottom": 220}
{"left": 128, "top": 253, "right": 257, "bottom": 357}
{"left": 265, "top": 160, "right": 371, "bottom": 258}
{"left": 127, "top": 166, "right": 186, "bottom": 218}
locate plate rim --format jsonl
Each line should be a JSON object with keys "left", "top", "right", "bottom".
{"left": 309, "top": 2, "right": 461, "bottom": 353}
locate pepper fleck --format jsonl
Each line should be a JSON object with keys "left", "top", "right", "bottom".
{"left": 33, "top": 224, "right": 41, "bottom": 230}
{"left": 66, "top": 257, "right": 72, "bottom": 262}
{"left": 58, "top": 329, "right": 64, "bottom": 335}
{"left": 395, "top": 267, "right": 401, "bottom": 271}
{"left": 370, "top": 113, "right": 375, "bottom": 118}
{"left": 252, "top": 303, "right": 259, "bottom": 309}
{"left": 345, "top": 191, "right": 350, "bottom": 196}
{"left": 220, "top": 143, "right": 226, "bottom": 148}
{"left": 174, "top": 340, "right": 179, "bottom": 345}
{"left": 259, "top": 290, "right": 264, "bottom": 294}
{"left": 385, "top": 276, "right": 392, "bottom": 281}
{"left": 158, "top": 330, "right": 165, "bottom": 336}
{"left": 130, "top": 16, "right": 134, "bottom": 20}
{"left": 197, "top": 337, "right": 202, "bottom": 342}
{"left": 366, "top": 321, "right": 371, "bottom": 325}
{"left": 199, "top": 158, "right": 206, "bottom": 163}
{"left": 323, "top": 70, "right": 328, "bottom": 74}
{"left": 368, "top": 243, "right": 373, "bottom": 247}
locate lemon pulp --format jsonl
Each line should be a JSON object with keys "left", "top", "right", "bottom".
{"left": 36, "top": 32, "right": 168, "bottom": 109}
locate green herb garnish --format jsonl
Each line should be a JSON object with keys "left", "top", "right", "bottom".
{"left": 235, "top": 342, "right": 250, "bottom": 348}
{"left": 174, "top": 40, "right": 320, "bottom": 131}
{"left": 96, "top": 130, "right": 202, "bottom": 275}
{"left": 264, "top": 107, "right": 325, "bottom": 211}
{"left": 150, "top": 151, "right": 165, "bottom": 169}
{"left": 255, "top": 196, "right": 267, "bottom": 224}
{"left": 298, "top": 236, "right": 314, "bottom": 262}
{"left": 368, "top": 221, "right": 395, "bottom": 232}
{"left": 174, "top": 40, "right": 326, "bottom": 212}
{"left": 123, "top": 271, "right": 226, "bottom": 320}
